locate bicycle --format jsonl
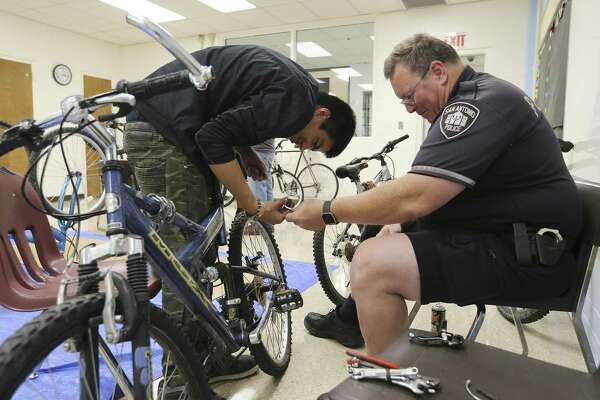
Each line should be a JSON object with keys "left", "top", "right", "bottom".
{"left": 0, "top": 14, "right": 302, "bottom": 400}
{"left": 312, "top": 135, "right": 408, "bottom": 304}
{"left": 221, "top": 149, "right": 304, "bottom": 208}
{"left": 274, "top": 139, "right": 338, "bottom": 200}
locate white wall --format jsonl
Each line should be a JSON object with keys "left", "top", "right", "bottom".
{"left": 0, "top": 11, "right": 123, "bottom": 196}
{"left": 0, "top": 11, "right": 121, "bottom": 119}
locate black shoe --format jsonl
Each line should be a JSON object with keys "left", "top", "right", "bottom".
{"left": 304, "top": 309, "right": 364, "bottom": 348}
{"left": 208, "top": 354, "right": 259, "bottom": 384}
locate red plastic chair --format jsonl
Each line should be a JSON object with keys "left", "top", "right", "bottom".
{"left": 0, "top": 167, "right": 159, "bottom": 311}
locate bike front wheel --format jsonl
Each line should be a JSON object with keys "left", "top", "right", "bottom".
{"left": 313, "top": 223, "right": 361, "bottom": 304}
{"left": 272, "top": 169, "right": 304, "bottom": 206}
{"left": 228, "top": 212, "right": 292, "bottom": 376}
{"left": 297, "top": 163, "right": 339, "bottom": 200}
{"left": 28, "top": 127, "right": 107, "bottom": 216}
{"left": 0, "top": 293, "right": 213, "bottom": 399}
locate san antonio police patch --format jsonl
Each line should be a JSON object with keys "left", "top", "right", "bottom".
{"left": 439, "top": 101, "right": 480, "bottom": 139}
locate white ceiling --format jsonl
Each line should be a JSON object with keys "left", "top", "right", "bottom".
{"left": 0, "top": 0, "right": 485, "bottom": 46}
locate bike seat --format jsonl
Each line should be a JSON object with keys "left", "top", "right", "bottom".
{"left": 336, "top": 162, "right": 368, "bottom": 180}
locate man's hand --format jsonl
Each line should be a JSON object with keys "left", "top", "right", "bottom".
{"left": 237, "top": 147, "right": 267, "bottom": 181}
{"left": 260, "top": 198, "right": 290, "bottom": 225}
{"left": 376, "top": 223, "right": 402, "bottom": 237}
{"left": 285, "top": 199, "right": 325, "bottom": 231}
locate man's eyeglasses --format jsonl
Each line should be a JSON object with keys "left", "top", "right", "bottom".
{"left": 399, "top": 67, "right": 430, "bottom": 105}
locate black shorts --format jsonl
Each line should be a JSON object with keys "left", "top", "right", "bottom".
{"left": 405, "top": 229, "right": 576, "bottom": 306}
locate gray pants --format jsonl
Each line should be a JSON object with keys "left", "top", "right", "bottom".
{"left": 124, "top": 122, "right": 220, "bottom": 371}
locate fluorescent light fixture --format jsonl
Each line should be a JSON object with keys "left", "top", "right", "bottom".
{"left": 197, "top": 0, "right": 256, "bottom": 13}
{"left": 328, "top": 92, "right": 337, "bottom": 97}
{"left": 316, "top": 79, "right": 326, "bottom": 84}
{"left": 370, "top": 35, "right": 375, "bottom": 41}
{"left": 331, "top": 67, "right": 362, "bottom": 78}
{"left": 286, "top": 41, "right": 331, "bottom": 58}
{"left": 358, "top": 83, "right": 373, "bottom": 91}
{"left": 99, "top": 0, "right": 185, "bottom": 22}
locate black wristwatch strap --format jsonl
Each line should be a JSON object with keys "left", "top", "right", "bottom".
{"left": 322, "top": 200, "right": 338, "bottom": 225}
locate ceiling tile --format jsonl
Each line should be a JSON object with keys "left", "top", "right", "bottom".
{"left": 193, "top": 13, "right": 252, "bottom": 32}
{"left": 231, "top": 8, "right": 283, "bottom": 29}
{"left": 152, "top": 0, "right": 220, "bottom": 19}
{"left": 301, "top": 0, "right": 360, "bottom": 19}
{"left": 266, "top": 3, "right": 319, "bottom": 24}
{"left": 162, "top": 18, "right": 216, "bottom": 37}
{"left": 251, "top": 0, "right": 298, "bottom": 6}
{"left": 347, "top": 0, "right": 405, "bottom": 14}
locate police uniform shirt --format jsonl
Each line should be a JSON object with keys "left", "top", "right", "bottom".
{"left": 410, "top": 66, "right": 582, "bottom": 238}
{"left": 129, "top": 45, "right": 318, "bottom": 166}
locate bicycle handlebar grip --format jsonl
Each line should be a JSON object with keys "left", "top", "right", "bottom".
{"left": 122, "top": 70, "right": 192, "bottom": 100}
{"left": 389, "top": 134, "right": 409, "bottom": 147}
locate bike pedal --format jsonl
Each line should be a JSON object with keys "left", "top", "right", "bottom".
{"left": 273, "top": 288, "right": 303, "bottom": 312}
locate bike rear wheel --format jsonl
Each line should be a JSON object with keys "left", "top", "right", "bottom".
{"left": 228, "top": 213, "right": 292, "bottom": 376}
{"left": 272, "top": 169, "right": 304, "bottom": 206}
{"left": 0, "top": 293, "right": 212, "bottom": 399}
{"left": 298, "top": 163, "right": 338, "bottom": 200}
{"left": 312, "top": 223, "right": 360, "bottom": 305}
{"left": 28, "top": 127, "right": 107, "bottom": 216}
{"left": 496, "top": 306, "right": 550, "bottom": 324}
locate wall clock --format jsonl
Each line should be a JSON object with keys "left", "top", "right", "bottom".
{"left": 52, "top": 64, "right": 72, "bottom": 86}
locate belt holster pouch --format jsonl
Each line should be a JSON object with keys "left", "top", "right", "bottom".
{"left": 535, "top": 230, "right": 566, "bottom": 266}
{"left": 512, "top": 223, "right": 533, "bottom": 265}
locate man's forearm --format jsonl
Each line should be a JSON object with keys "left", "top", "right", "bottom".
{"left": 330, "top": 175, "right": 424, "bottom": 225}
{"left": 210, "top": 160, "right": 257, "bottom": 214}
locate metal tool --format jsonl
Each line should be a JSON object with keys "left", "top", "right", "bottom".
{"left": 409, "top": 329, "right": 465, "bottom": 348}
{"left": 465, "top": 379, "right": 497, "bottom": 400}
{"left": 348, "top": 366, "right": 440, "bottom": 395}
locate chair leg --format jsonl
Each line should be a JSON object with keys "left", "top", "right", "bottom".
{"left": 466, "top": 304, "right": 486, "bottom": 342}
{"left": 510, "top": 307, "right": 529, "bottom": 356}
{"left": 406, "top": 301, "right": 421, "bottom": 329}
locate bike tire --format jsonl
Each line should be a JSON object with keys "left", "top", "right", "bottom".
{"left": 272, "top": 169, "right": 304, "bottom": 206}
{"left": 496, "top": 306, "right": 550, "bottom": 324}
{"left": 313, "top": 224, "right": 359, "bottom": 305}
{"left": 227, "top": 212, "right": 292, "bottom": 377}
{"left": 0, "top": 293, "right": 212, "bottom": 399}
{"left": 297, "top": 162, "right": 339, "bottom": 200}
{"left": 28, "top": 127, "right": 107, "bottom": 215}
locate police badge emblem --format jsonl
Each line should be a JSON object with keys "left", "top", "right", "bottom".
{"left": 439, "top": 101, "right": 480, "bottom": 139}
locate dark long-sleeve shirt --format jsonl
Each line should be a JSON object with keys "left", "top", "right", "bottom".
{"left": 128, "top": 45, "right": 318, "bottom": 165}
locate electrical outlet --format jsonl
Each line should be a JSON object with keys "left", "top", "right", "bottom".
{"left": 398, "top": 121, "right": 404, "bottom": 130}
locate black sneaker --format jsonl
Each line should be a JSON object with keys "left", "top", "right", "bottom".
{"left": 304, "top": 309, "right": 364, "bottom": 348}
{"left": 208, "top": 354, "right": 259, "bottom": 384}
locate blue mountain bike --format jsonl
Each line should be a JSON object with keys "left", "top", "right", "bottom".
{"left": 0, "top": 15, "right": 302, "bottom": 400}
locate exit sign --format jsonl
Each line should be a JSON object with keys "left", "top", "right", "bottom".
{"left": 444, "top": 32, "right": 466, "bottom": 48}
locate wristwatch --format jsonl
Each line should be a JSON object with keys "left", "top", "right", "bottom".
{"left": 321, "top": 200, "right": 338, "bottom": 225}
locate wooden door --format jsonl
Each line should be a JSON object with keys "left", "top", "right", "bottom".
{"left": 0, "top": 58, "right": 33, "bottom": 175}
{"left": 83, "top": 75, "right": 112, "bottom": 197}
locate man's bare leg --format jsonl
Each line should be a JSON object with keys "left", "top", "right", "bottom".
{"left": 350, "top": 233, "right": 420, "bottom": 355}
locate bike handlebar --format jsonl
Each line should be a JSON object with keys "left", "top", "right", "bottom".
{"left": 116, "top": 70, "right": 192, "bottom": 100}
{"left": 346, "top": 134, "right": 409, "bottom": 165}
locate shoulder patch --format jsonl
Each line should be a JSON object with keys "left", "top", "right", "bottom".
{"left": 439, "top": 101, "right": 480, "bottom": 139}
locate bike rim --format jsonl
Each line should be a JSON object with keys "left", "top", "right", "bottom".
{"left": 242, "top": 220, "right": 290, "bottom": 364}
{"left": 34, "top": 132, "right": 107, "bottom": 215}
